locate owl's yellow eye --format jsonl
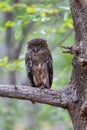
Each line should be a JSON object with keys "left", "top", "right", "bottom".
{"left": 39, "top": 43, "right": 42, "bottom": 46}
{"left": 31, "top": 44, "right": 34, "bottom": 48}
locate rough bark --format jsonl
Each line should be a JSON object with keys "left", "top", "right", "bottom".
{"left": 68, "top": 0, "right": 87, "bottom": 129}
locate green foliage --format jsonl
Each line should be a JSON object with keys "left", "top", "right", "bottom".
{"left": 0, "top": 1, "right": 72, "bottom": 37}
{"left": 0, "top": 57, "right": 24, "bottom": 72}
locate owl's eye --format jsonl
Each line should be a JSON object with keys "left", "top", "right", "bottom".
{"left": 30, "top": 44, "right": 34, "bottom": 48}
{"left": 38, "top": 43, "right": 42, "bottom": 46}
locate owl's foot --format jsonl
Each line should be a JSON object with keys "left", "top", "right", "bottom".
{"left": 40, "top": 86, "right": 45, "bottom": 92}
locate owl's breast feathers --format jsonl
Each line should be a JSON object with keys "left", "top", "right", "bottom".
{"left": 32, "top": 50, "right": 50, "bottom": 88}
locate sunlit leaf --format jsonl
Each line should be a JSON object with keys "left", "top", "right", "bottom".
{"left": 21, "top": 15, "right": 31, "bottom": 25}
{"left": 0, "top": 1, "right": 7, "bottom": 10}
{"left": 57, "top": 28, "right": 65, "bottom": 33}
{"left": 67, "top": 23, "right": 73, "bottom": 29}
{"left": 0, "top": 1, "right": 12, "bottom": 12}
{"left": 48, "top": 9, "right": 61, "bottom": 14}
{"left": 15, "top": 26, "right": 22, "bottom": 39}
{"left": 48, "top": 9, "right": 54, "bottom": 14}
{"left": 3, "top": 5, "right": 12, "bottom": 12}
{"left": 26, "top": 6, "right": 35, "bottom": 13}
{"left": 5, "top": 21, "right": 15, "bottom": 27}
{"left": 40, "top": 12, "right": 46, "bottom": 17}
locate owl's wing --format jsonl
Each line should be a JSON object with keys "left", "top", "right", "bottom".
{"left": 46, "top": 50, "right": 53, "bottom": 88}
{"left": 25, "top": 52, "right": 35, "bottom": 87}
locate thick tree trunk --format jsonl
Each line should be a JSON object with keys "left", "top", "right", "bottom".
{"left": 68, "top": 0, "right": 87, "bottom": 129}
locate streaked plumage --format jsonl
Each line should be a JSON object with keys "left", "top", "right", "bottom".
{"left": 25, "top": 38, "right": 53, "bottom": 89}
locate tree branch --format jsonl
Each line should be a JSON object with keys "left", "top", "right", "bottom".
{"left": 0, "top": 84, "right": 72, "bottom": 108}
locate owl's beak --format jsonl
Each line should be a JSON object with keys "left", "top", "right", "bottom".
{"left": 34, "top": 47, "right": 38, "bottom": 52}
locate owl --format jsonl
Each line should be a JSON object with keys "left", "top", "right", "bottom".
{"left": 25, "top": 38, "right": 53, "bottom": 89}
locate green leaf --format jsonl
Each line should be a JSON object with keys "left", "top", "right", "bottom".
{"left": 21, "top": 15, "right": 31, "bottom": 25}
{"left": 3, "top": 5, "right": 12, "bottom": 12}
{"left": 15, "top": 26, "right": 22, "bottom": 39}
{"left": 26, "top": 6, "right": 35, "bottom": 14}
{"left": 40, "top": 12, "right": 46, "bottom": 17}
{"left": 0, "top": 1, "right": 7, "bottom": 10}
{"left": 5, "top": 20, "right": 14, "bottom": 27}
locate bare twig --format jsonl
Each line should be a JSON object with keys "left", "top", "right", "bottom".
{"left": 60, "top": 45, "right": 74, "bottom": 54}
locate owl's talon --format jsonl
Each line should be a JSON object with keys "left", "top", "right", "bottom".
{"left": 40, "top": 86, "right": 44, "bottom": 92}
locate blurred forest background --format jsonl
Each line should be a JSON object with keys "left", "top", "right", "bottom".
{"left": 0, "top": 0, "right": 74, "bottom": 130}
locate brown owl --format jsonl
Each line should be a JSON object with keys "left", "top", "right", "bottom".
{"left": 25, "top": 38, "right": 53, "bottom": 89}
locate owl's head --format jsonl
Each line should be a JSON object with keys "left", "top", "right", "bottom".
{"left": 27, "top": 38, "right": 48, "bottom": 52}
